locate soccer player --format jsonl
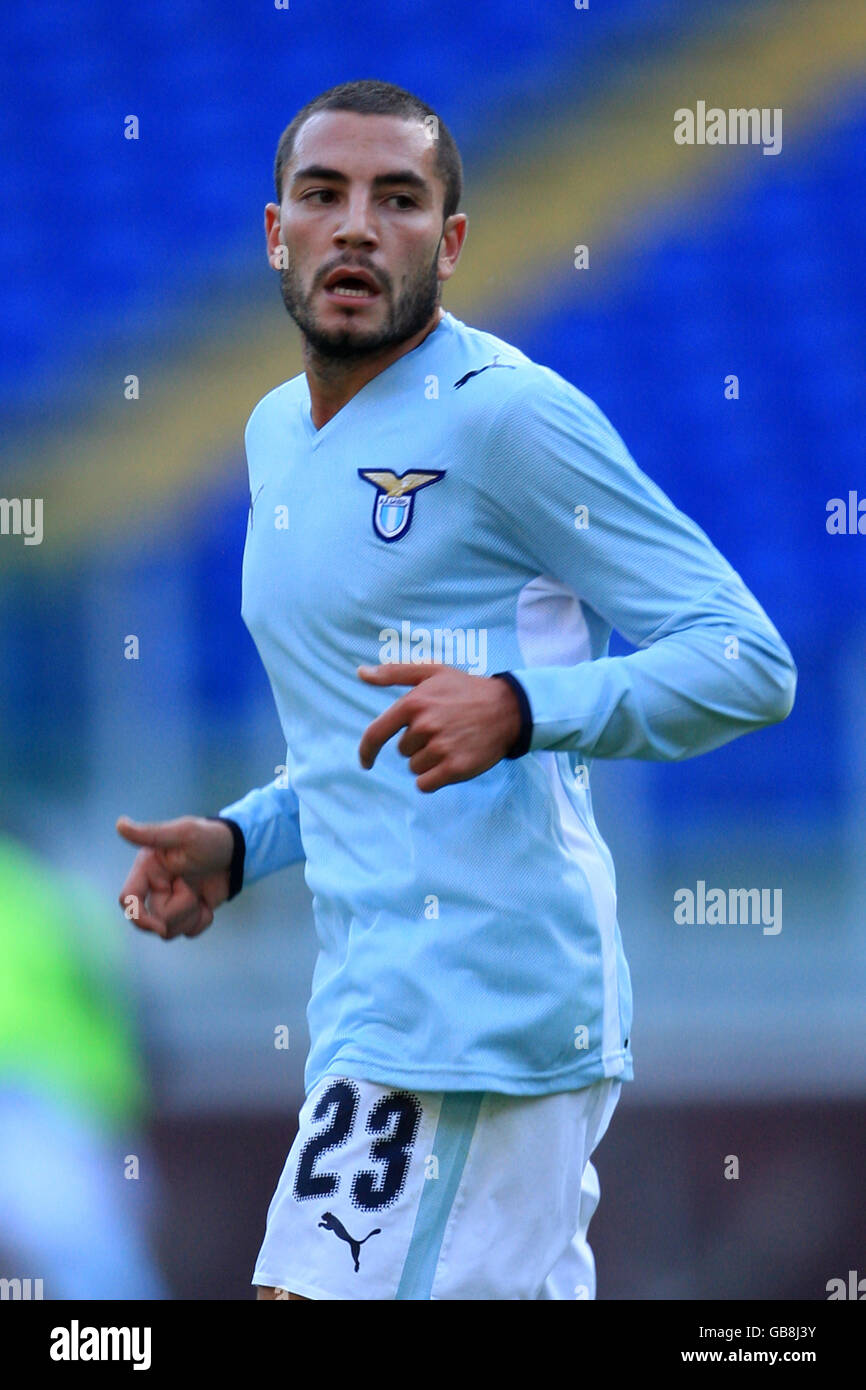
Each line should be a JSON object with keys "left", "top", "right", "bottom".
{"left": 117, "top": 80, "right": 797, "bottom": 1301}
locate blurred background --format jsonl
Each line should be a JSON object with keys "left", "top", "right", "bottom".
{"left": 0, "top": 0, "right": 864, "bottom": 1300}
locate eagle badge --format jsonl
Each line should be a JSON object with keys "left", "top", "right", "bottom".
{"left": 358, "top": 468, "right": 446, "bottom": 542}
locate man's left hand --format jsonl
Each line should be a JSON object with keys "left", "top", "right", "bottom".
{"left": 357, "top": 663, "right": 523, "bottom": 793}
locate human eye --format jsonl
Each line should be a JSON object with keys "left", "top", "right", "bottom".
{"left": 385, "top": 193, "right": 417, "bottom": 209}
{"left": 302, "top": 188, "right": 337, "bottom": 204}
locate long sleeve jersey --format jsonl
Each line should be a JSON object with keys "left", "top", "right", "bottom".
{"left": 219, "top": 310, "right": 796, "bottom": 1096}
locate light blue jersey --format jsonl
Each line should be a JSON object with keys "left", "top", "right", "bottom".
{"left": 220, "top": 311, "right": 796, "bottom": 1097}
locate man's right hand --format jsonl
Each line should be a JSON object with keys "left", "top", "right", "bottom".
{"left": 116, "top": 815, "right": 235, "bottom": 940}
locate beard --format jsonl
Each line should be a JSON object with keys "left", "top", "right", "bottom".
{"left": 278, "top": 246, "right": 442, "bottom": 362}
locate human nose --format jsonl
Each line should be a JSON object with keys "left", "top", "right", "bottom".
{"left": 332, "top": 190, "right": 379, "bottom": 250}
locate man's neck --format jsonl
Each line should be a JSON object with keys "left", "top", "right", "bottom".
{"left": 304, "top": 306, "right": 445, "bottom": 431}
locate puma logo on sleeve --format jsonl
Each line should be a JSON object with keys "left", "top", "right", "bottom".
{"left": 452, "top": 355, "right": 517, "bottom": 389}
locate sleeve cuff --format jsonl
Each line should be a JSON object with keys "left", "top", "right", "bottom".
{"left": 206, "top": 816, "right": 245, "bottom": 900}
{"left": 491, "top": 671, "right": 533, "bottom": 759}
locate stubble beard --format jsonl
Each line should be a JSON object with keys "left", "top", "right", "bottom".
{"left": 278, "top": 246, "right": 442, "bottom": 364}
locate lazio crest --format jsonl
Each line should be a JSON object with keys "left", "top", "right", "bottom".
{"left": 358, "top": 468, "right": 446, "bottom": 542}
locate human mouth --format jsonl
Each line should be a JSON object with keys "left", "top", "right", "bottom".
{"left": 321, "top": 267, "right": 382, "bottom": 302}
{"left": 329, "top": 284, "right": 375, "bottom": 298}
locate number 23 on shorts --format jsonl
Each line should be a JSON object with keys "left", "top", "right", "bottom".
{"left": 293, "top": 1079, "right": 423, "bottom": 1211}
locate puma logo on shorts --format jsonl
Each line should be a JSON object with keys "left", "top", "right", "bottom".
{"left": 318, "top": 1211, "right": 382, "bottom": 1271}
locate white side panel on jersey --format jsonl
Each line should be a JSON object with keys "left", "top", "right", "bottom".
{"left": 515, "top": 574, "right": 593, "bottom": 668}
{"left": 516, "top": 576, "right": 624, "bottom": 1074}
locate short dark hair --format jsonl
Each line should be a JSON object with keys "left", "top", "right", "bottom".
{"left": 273, "top": 79, "right": 463, "bottom": 221}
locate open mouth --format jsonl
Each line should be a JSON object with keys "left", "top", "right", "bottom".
{"left": 322, "top": 269, "right": 382, "bottom": 302}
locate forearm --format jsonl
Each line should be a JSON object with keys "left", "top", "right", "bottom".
{"left": 510, "top": 576, "right": 797, "bottom": 761}
{"left": 217, "top": 774, "right": 305, "bottom": 890}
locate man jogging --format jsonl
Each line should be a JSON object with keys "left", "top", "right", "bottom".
{"left": 117, "top": 79, "right": 796, "bottom": 1301}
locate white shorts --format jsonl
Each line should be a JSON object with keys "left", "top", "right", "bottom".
{"left": 252, "top": 1072, "right": 621, "bottom": 1300}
